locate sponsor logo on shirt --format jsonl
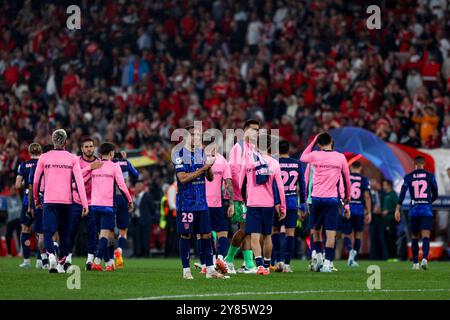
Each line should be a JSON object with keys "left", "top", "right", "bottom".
{"left": 44, "top": 164, "right": 73, "bottom": 169}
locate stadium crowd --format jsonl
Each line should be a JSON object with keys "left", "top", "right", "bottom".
{"left": 0, "top": 0, "right": 449, "bottom": 258}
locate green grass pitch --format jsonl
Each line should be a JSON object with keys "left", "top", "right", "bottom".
{"left": 0, "top": 257, "right": 449, "bottom": 300}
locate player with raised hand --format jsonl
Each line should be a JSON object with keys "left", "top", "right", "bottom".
{"left": 300, "top": 132, "right": 351, "bottom": 273}
{"left": 395, "top": 156, "right": 438, "bottom": 270}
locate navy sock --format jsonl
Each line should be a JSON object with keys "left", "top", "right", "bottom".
{"left": 279, "top": 233, "right": 286, "bottom": 260}
{"left": 118, "top": 237, "right": 126, "bottom": 251}
{"left": 255, "top": 256, "right": 263, "bottom": 267}
{"left": 96, "top": 237, "right": 108, "bottom": 261}
{"left": 412, "top": 239, "right": 419, "bottom": 263}
{"left": 179, "top": 237, "right": 191, "bottom": 268}
{"left": 263, "top": 258, "right": 271, "bottom": 268}
{"left": 285, "top": 236, "right": 295, "bottom": 264}
{"left": 201, "top": 238, "right": 213, "bottom": 267}
{"left": 196, "top": 238, "right": 205, "bottom": 265}
{"left": 314, "top": 241, "right": 323, "bottom": 253}
{"left": 354, "top": 238, "right": 361, "bottom": 254}
{"left": 344, "top": 237, "right": 352, "bottom": 252}
{"left": 211, "top": 238, "right": 217, "bottom": 257}
{"left": 217, "top": 237, "right": 228, "bottom": 258}
{"left": 108, "top": 244, "right": 115, "bottom": 262}
{"left": 422, "top": 237, "right": 430, "bottom": 260}
{"left": 325, "top": 247, "right": 335, "bottom": 262}
{"left": 21, "top": 233, "right": 30, "bottom": 259}
{"left": 272, "top": 233, "right": 280, "bottom": 263}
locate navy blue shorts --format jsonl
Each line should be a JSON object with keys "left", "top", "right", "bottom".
{"left": 91, "top": 206, "right": 115, "bottom": 231}
{"left": 342, "top": 215, "right": 365, "bottom": 234}
{"left": 114, "top": 195, "right": 129, "bottom": 229}
{"left": 20, "top": 205, "right": 33, "bottom": 227}
{"left": 409, "top": 216, "right": 433, "bottom": 234}
{"left": 245, "top": 207, "right": 274, "bottom": 235}
{"left": 310, "top": 197, "right": 339, "bottom": 231}
{"left": 33, "top": 207, "right": 43, "bottom": 234}
{"left": 43, "top": 203, "right": 71, "bottom": 257}
{"left": 177, "top": 210, "right": 211, "bottom": 234}
{"left": 209, "top": 207, "right": 228, "bottom": 232}
{"left": 273, "top": 209, "right": 298, "bottom": 229}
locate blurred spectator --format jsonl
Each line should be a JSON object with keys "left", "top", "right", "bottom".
{"left": 382, "top": 180, "right": 399, "bottom": 259}
{"left": 5, "top": 185, "right": 21, "bottom": 256}
{"left": 412, "top": 105, "right": 440, "bottom": 144}
{"left": 130, "top": 181, "right": 157, "bottom": 257}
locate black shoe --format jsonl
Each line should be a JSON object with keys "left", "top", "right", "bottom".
{"left": 85, "top": 262, "right": 92, "bottom": 271}
{"left": 49, "top": 268, "right": 58, "bottom": 274}
{"left": 42, "top": 259, "right": 49, "bottom": 266}
{"left": 64, "top": 262, "right": 72, "bottom": 271}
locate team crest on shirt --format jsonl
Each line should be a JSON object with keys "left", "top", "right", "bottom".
{"left": 184, "top": 223, "right": 190, "bottom": 230}
{"left": 175, "top": 158, "right": 183, "bottom": 164}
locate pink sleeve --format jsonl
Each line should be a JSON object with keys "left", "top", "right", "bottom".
{"left": 115, "top": 164, "right": 132, "bottom": 203}
{"left": 33, "top": 157, "right": 44, "bottom": 205}
{"left": 305, "top": 163, "right": 310, "bottom": 192}
{"left": 341, "top": 156, "right": 351, "bottom": 200}
{"left": 81, "top": 164, "right": 92, "bottom": 179}
{"left": 73, "top": 159, "right": 88, "bottom": 208}
{"left": 238, "top": 161, "right": 246, "bottom": 196}
{"left": 275, "top": 165, "right": 286, "bottom": 212}
{"left": 300, "top": 136, "right": 318, "bottom": 163}
{"left": 224, "top": 161, "right": 232, "bottom": 180}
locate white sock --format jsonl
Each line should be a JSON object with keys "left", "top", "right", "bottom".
{"left": 183, "top": 267, "right": 191, "bottom": 274}
{"left": 107, "top": 260, "right": 113, "bottom": 267}
{"left": 66, "top": 253, "right": 72, "bottom": 263}
{"left": 24, "top": 259, "right": 30, "bottom": 264}
{"left": 206, "top": 266, "right": 215, "bottom": 274}
{"left": 324, "top": 259, "right": 331, "bottom": 268}
{"left": 41, "top": 253, "right": 47, "bottom": 260}
{"left": 218, "top": 255, "right": 224, "bottom": 261}
{"left": 87, "top": 254, "right": 94, "bottom": 263}
{"left": 117, "top": 247, "right": 122, "bottom": 254}
{"left": 201, "top": 264, "right": 206, "bottom": 268}
{"left": 94, "top": 257, "right": 101, "bottom": 265}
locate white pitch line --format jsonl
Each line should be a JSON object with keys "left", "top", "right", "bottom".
{"left": 130, "top": 288, "right": 450, "bottom": 300}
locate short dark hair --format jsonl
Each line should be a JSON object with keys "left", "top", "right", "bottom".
{"left": 244, "top": 119, "right": 260, "bottom": 130}
{"left": 82, "top": 137, "right": 94, "bottom": 146}
{"left": 279, "top": 140, "right": 290, "bottom": 154}
{"left": 43, "top": 144, "right": 54, "bottom": 153}
{"left": 351, "top": 161, "right": 362, "bottom": 169}
{"left": 414, "top": 156, "right": 425, "bottom": 166}
{"left": 99, "top": 142, "right": 116, "bottom": 156}
{"left": 317, "top": 132, "right": 332, "bottom": 146}
{"left": 383, "top": 179, "right": 393, "bottom": 187}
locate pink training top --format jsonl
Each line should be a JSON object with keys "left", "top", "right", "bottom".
{"left": 239, "top": 152, "right": 286, "bottom": 211}
{"left": 300, "top": 136, "right": 351, "bottom": 200}
{"left": 72, "top": 156, "right": 97, "bottom": 206}
{"left": 206, "top": 153, "right": 231, "bottom": 208}
{"left": 90, "top": 160, "right": 132, "bottom": 207}
{"left": 33, "top": 149, "right": 88, "bottom": 208}
{"left": 228, "top": 141, "right": 255, "bottom": 201}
